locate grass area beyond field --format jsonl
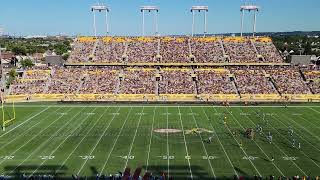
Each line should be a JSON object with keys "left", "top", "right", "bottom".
{"left": 0, "top": 103, "right": 320, "bottom": 179}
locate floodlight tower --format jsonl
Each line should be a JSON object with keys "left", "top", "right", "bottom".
{"left": 140, "top": 6, "right": 159, "bottom": 36}
{"left": 240, "top": 5, "right": 259, "bottom": 37}
{"left": 91, "top": 4, "right": 110, "bottom": 37}
{"left": 191, "top": 6, "right": 209, "bottom": 37}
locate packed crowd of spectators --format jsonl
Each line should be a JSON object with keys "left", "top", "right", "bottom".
{"left": 47, "top": 68, "right": 84, "bottom": 94}
{"left": 10, "top": 69, "right": 51, "bottom": 95}
{"left": 196, "top": 70, "right": 236, "bottom": 94}
{"left": 127, "top": 38, "right": 158, "bottom": 63}
{"left": 301, "top": 66, "right": 320, "bottom": 94}
{"left": 10, "top": 80, "right": 47, "bottom": 95}
{"left": 120, "top": 69, "right": 156, "bottom": 94}
{"left": 68, "top": 41, "right": 95, "bottom": 63}
{"left": 224, "top": 38, "right": 259, "bottom": 63}
{"left": 160, "top": 37, "right": 190, "bottom": 63}
{"left": 267, "top": 67, "right": 311, "bottom": 94}
{"left": 255, "top": 41, "right": 283, "bottom": 63}
{"left": 191, "top": 38, "right": 225, "bottom": 63}
{"left": 159, "top": 69, "right": 195, "bottom": 94}
{"left": 93, "top": 40, "right": 125, "bottom": 63}
{"left": 79, "top": 68, "right": 118, "bottom": 94}
{"left": 232, "top": 69, "right": 277, "bottom": 94}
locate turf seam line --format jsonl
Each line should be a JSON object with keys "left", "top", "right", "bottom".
{"left": 265, "top": 108, "right": 320, "bottom": 169}
{"left": 99, "top": 107, "right": 133, "bottom": 175}
{"left": 235, "top": 107, "right": 285, "bottom": 176}
{"left": 0, "top": 106, "right": 50, "bottom": 138}
{"left": 0, "top": 107, "right": 70, "bottom": 168}
{"left": 270, "top": 109, "right": 320, "bottom": 153}
{"left": 29, "top": 107, "right": 87, "bottom": 176}
{"left": 189, "top": 107, "right": 216, "bottom": 178}
{"left": 178, "top": 106, "right": 194, "bottom": 180}
{"left": 123, "top": 106, "right": 145, "bottom": 170}
{"left": 201, "top": 107, "right": 239, "bottom": 177}
{"left": 212, "top": 107, "right": 262, "bottom": 176}
{"left": 244, "top": 107, "right": 307, "bottom": 176}
{"left": 145, "top": 106, "right": 156, "bottom": 172}
{"left": 56, "top": 107, "right": 100, "bottom": 172}
{"left": 8, "top": 107, "right": 77, "bottom": 175}
{"left": 76, "top": 106, "right": 113, "bottom": 174}
{"left": 166, "top": 107, "right": 170, "bottom": 178}
{"left": 0, "top": 107, "right": 61, "bottom": 152}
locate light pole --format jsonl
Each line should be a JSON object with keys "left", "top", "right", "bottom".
{"left": 240, "top": 5, "right": 259, "bottom": 37}
{"left": 140, "top": 6, "right": 159, "bottom": 36}
{"left": 91, "top": 4, "right": 110, "bottom": 37}
{"left": 191, "top": 6, "right": 208, "bottom": 37}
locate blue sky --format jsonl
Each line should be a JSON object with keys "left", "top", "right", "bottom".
{"left": 0, "top": 0, "right": 319, "bottom": 36}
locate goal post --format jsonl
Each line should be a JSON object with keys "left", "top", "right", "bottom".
{"left": 1, "top": 101, "right": 16, "bottom": 131}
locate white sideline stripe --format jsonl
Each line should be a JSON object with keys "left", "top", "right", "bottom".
{"left": 189, "top": 107, "right": 216, "bottom": 178}
{"left": 201, "top": 107, "right": 238, "bottom": 177}
{"left": 9, "top": 108, "right": 76, "bottom": 174}
{"left": 30, "top": 107, "right": 87, "bottom": 176}
{"left": 56, "top": 107, "right": 100, "bottom": 172}
{"left": 10, "top": 105, "right": 320, "bottom": 108}
{"left": 0, "top": 107, "right": 69, "bottom": 166}
{"left": 76, "top": 106, "right": 114, "bottom": 174}
{"left": 145, "top": 107, "right": 156, "bottom": 171}
{"left": 263, "top": 108, "right": 320, "bottom": 169}
{"left": 234, "top": 108, "right": 285, "bottom": 176}
{"left": 212, "top": 107, "right": 262, "bottom": 176}
{"left": 99, "top": 107, "right": 133, "bottom": 176}
{"left": 0, "top": 106, "right": 50, "bottom": 138}
{"left": 123, "top": 107, "right": 145, "bottom": 170}
{"left": 242, "top": 108, "right": 308, "bottom": 175}
{"left": 0, "top": 107, "right": 61, "bottom": 151}
{"left": 177, "top": 106, "right": 193, "bottom": 180}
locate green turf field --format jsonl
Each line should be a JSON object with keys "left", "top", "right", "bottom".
{"left": 0, "top": 103, "right": 320, "bottom": 179}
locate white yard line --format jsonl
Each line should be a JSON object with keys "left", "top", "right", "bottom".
{"left": 0, "top": 107, "right": 61, "bottom": 151}
{"left": 188, "top": 107, "right": 216, "bottom": 178}
{"left": 29, "top": 107, "right": 87, "bottom": 176}
{"left": 267, "top": 108, "right": 320, "bottom": 153}
{"left": 76, "top": 106, "right": 115, "bottom": 174}
{"left": 308, "top": 107, "right": 320, "bottom": 114}
{"left": 56, "top": 107, "right": 100, "bottom": 172}
{"left": 200, "top": 107, "right": 239, "bottom": 177}
{"left": 177, "top": 106, "right": 193, "bottom": 180}
{"left": 0, "top": 106, "right": 50, "bottom": 138}
{"left": 145, "top": 107, "right": 156, "bottom": 171}
{"left": 238, "top": 107, "right": 307, "bottom": 176}
{"left": 275, "top": 111, "right": 320, "bottom": 142}
{"left": 232, "top": 108, "right": 285, "bottom": 176}
{"left": 9, "top": 107, "right": 77, "bottom": 174}
{"left": 211, "top": 107, "right": 262, "bottom": 176}
{"left": 123, "top": 107, "right": 145, "bottom": 170}
{"left": 99, "top": 107, "right": 133, "bottom": 176}
{"left": 256, "top": 108, "right": 320, "bottom": 169}
{"left": 0, "top": 107, "right": 71, "bottom": 166}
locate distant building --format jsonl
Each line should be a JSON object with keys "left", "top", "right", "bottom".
{"left": 290, "top": 55, "right": 314, "bottom": 65}
{"left": 45, "top": 55, "right": 64, "bottom": 66}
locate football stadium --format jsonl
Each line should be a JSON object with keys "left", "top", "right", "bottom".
{"left": 0, "top": 1, "right": 320, "bottom": 179}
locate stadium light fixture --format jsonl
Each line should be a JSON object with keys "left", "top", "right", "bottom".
{"left": 191, "top": 6, "right": 209, "bottom": 37}
{"left": 140, "top": 6, "right": 159, "bottom": 36}
{"left": 91, "top": 4, "right": 110, "bottom": 37}
{"left": 240, "top": 5, "right": 260, "bottom": 37}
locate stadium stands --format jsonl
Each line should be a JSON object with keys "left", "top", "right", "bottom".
{"left": 6, "top": 36, "right": 320, "bottom": 102}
